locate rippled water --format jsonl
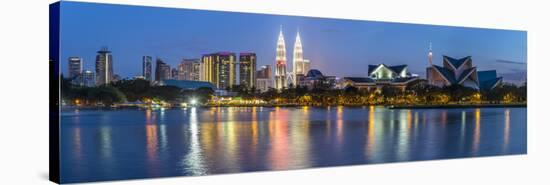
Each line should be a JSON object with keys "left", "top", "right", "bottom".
{"left": 60, "top": 106, "right": 526, "bottom": 183}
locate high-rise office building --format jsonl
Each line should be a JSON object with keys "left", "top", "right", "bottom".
{"left": 81, "top": 70, "right": 95, "bottom": 87}
{"left": 68, "top": 57, "right": 82, "bottom": 79}
{"left": 142, "top": 56, "right": 152, "bottom": 82}
{"left": 171, "top": 68, "right": 178, "bottom": 80}
{"left": 201, "top": 52, "right": 236, "bottom": 89}
{"left": 256, "top": 65, "right": 273, "bottom": 92}
{"left": 292, "top": 31, "right": 304, "bottom": 85}
{"left": 95, "top": 47, "right": 113, "bottom": 86}
{"left": 191, "top": 61, "right": 201, "bottom": 81}
{"left": 295, "top": 59, "right": 311, "bottom": 86}
{"left": 178, "top": 59, "right": 201, "bottom": 81}
{"left": 256, "top": 65, "right": 272, "bottom": 79}
{"left": 275, "top": 26, "right": 287, "bottom": 90}
{"left": 170, "top": 68, "right": 178, "bottom": 80}
{"left": 200, "top": 54, "right": 217, "bottom": 84}
{"left": 239, "top": 53, "right": 256, "bottom": 88}
{"left": 302, "top": 59, "right": 311, "bottom": 75}
{"left": 155, "top": 58, "right": 171, "bottom": 82}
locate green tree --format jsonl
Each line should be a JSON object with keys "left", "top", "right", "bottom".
{"left": 112, "top": 79, "right": 152, "bottom": 101}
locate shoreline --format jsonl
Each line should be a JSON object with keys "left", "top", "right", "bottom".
{"left": 61, "top": 103, "right": 527, "bottom": 110}
{"left": 387, "top": 103, "right": 526, "bottom": 109}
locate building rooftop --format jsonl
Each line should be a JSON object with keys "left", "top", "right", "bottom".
{"left": 478, "top": 70, "right": 502, "bottom": 90}
{"left": 306, "top": 69, "right": 324, "bottom": 78}
{"left": 343, "top": 77, "right": 375, "bottom": 83}
{"left": 368, "top": 64, "right": 408, "bottom": 77}
{"left": 443, "top": 55, "right": 471, "bottom": 69}
{"left": 433, "top": 65, "right": 457, "bottom": 83}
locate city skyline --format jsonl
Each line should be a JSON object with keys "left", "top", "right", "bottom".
{"left": 59, "top": 2, "right": 527, "bottom": 84}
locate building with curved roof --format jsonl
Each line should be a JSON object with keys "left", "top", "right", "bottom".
{"left": 427, "top": 55, "right": 502, "bottom": 90}
{"left": 338, "top": 63, "right": 421, "bottom": 91}
{"left": 297, "top": 69, "right": 336, "bottom": 89}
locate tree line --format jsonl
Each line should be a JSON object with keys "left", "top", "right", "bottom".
{"left": 225, "top": 82, "right": 527, "bottom": 106}
{"left": 61, "top": 75, "right": 526, "bottom": 106}
{"left": 61, "top": 76, "right": 214, "bottom": 106}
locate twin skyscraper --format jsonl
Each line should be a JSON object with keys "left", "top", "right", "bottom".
{"left": 275, "top": 26, "right": 311, "bottom": 90}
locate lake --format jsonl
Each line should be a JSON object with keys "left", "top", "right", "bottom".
{"left": 60, "top": 106, "right": 527, "bottom": 183}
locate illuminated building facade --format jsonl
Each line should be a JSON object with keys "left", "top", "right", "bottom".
{"left": 201, "top": 52, "right": 236, "bottom": 89}
{"left": 256, "top": 65, "right": 273, "bottom": 92}
{"left": 239, "top": 53, "right": 256, "bottom": 88}
{"left": 155, "top": 58, "right": 171, "bottom": 82}
{"left": 275, "top": 26, "right": 287, "bottom": 90}
{"left": 142, "top": 56, "right": 152, "bottom": 82}
{"left": 81, "top": 70, "right": 95, "bottom": 87}
{"left": 68, "top": 57, "right": 82, "bottom": 79}
{"left": 95, "top": 47, "right": 113, "bottom": 86}
{"left": 338, "top": 64, "right": 421, "bottom": 91}
{"left": 178, "top": 59, "right": 201, "bottom": 81}
{"left": 292, "top": 31, "right": 303, "bottom": 85}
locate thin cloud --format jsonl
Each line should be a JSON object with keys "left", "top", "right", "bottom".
{"left": 495, "top": 59, "right": 526, "bottom": 65}
{"left": 500, "top": 70, "right": 527, "bottom": 84}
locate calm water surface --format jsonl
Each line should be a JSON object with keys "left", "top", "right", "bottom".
{"left": 60, "top": 106, "right": 526, "bottom": 183}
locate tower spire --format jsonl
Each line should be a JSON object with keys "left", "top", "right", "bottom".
{"left": 275, "top": 25, "right": 287, "bottom": 90}
{"left": 293, "top": 28, "right": 303, "bottom": 85}
{"left": 428, "top": 42, "right": 433, "bottom": 65}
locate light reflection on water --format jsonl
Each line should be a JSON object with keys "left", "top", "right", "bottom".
{"left": 60, "top": 106, "right": 527, "bottom": 183}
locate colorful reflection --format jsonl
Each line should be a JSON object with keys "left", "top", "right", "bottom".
{"left": 181, "top": 107, "right": 207, "bottom": 175}
{"left": 60, "top": 107, "right": 526, "bottom": 183}
{"left": 267, "top": 108, "right": 290, "bottom": 170}
{"left": 365, "top": 106, "right": 376, "bottom": 160}
{"left": 396, "top": 109, "right": 412, "bottom": 161}
{"left": 473, "top": 108, "right": 481, "bottom": 155}
{"left": 503, "top": 108, "right": 510, "bottom": 152}
{"left": 336, "top": 106, "right": 344, "bottom": 146}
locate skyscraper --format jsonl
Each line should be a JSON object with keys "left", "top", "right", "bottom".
{"left": 95, "top": 47, "right": 113, "bottom": 86}
{"left": 275, "top": 26, "right": 287, "bottom": 90}
{"left": 302, "top": 59, "right": 311, "bottom": 76}
{"left": 256, "top": 65, "right": 273, "bottom": 79}
{"left": 200, "top": 54, "right": 217, "bottom": 84}
{"left": 428, "top": 42, "right": 433, "bottom": 65}
{"left": 292, "top": 31, "right": 304, "bottom": 85}
{"left": 81, "top": 70, "right": 95, "bottom": 87}
{"left": 178, "top": 59, "right": 201, "bottom": 81}
{"left": 68, "top": 57, "right": 82, "bottom": 79}
{"left": 295, "top": 58, "right": 311, "bottom": 86}
{"left": 155, "top": 58, "right": 171, "bottom": 82}
{"left": 191, "top": 61, "right": 201, "bottom": 81}
{"left": 171, "top": 68, "right": 178, "bottom": 80}
{"left": 239, "top": 53, "right": 256, "bottom": 88}
{"left": 201, "top": 52, "right": 236, "bottom": 89}
{"left": 142, "top": 56, "right": 152, "bottom": 82}
{"left": 256, "top": 65, "right": 273, "bottom": 92}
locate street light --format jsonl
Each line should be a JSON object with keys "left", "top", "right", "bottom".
{"left": 190, "top": 98, "right": 198, "bottom": 106}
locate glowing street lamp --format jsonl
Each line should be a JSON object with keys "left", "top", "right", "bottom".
{"left": 189, "top": 98, "right": 198, "bottom": 106}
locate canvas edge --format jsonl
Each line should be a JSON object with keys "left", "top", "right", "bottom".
{"left": 49, "top": 1, "right": 61, "bottom": 184}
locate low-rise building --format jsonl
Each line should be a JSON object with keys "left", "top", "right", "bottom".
{"left": 298, "top": 69, "right": 336, "bottom": 89}
{"left": 338, "top": 64, "right": 422, "bottom": 91}
{"left": 426, "top": 56, "right": 502, "bottom": 90}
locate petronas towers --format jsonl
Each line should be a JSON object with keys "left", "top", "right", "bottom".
{"left": 275, "top": 26, "right": 310, "bottom": 90}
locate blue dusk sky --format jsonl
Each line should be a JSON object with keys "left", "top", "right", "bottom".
{"left": 59, "top": 1, "right": 527, "bottom": 83}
